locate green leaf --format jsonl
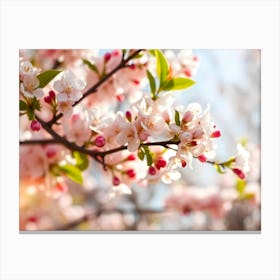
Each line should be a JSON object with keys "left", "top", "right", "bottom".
{"left": 138, "top": 149, "right": 145, "bottom": 161}
{"left": 58, "top": 164, "right": 83, "bottom": 184}
{"left": 37, "top": 70, "right": 62, "bottom": 88}
{"left": 142, "top": 145, "right": 153, "bottom": 166}
{"left": 149, "top": 49, "right": 156, "bottom": 56}
{"left": 26, "top": 107, "right": 35, "bottom": 120}
{"left": 31, "top": 97, "right": 41, "bottom": 111}
{"left": 214, "top": 164, "right": 226, "bottom": 174}
{"left": 73, "top": 151, "right": 89, "bottom": 171}
{"left": 146, "top": 70, "right": 156, "bottom": 96}
{"left": 223, "top": 157, "right": 236, "bottom": 167}
{"left": 155, "top": 50, "right": 169, "bottom": 85}
{"left": 175, "top": 110, "right": 181, "bottom": 126}
{"left": 160, "top": 77, "right": 195, "bottom": 92}
{"left": 236, "top": 179, "right": 246, "bottom": 195}
{"left": 82, "top": 59, "right": 99, "bottom": 76}
{"left": 20, "top": 100, "right": 28, "bottom": 111}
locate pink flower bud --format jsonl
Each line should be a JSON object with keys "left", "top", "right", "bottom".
{"left": 232, "top": 168, "right": 245, "bottom": 180}
{"left": 127, "top": 154, "right": 136, "bottom": 161}
{"left": 113, "top": 176, "right": 121, "bottom": 186}
{"left": 94, "top": 135, "right": 106, "bottom": 148}
{"left": 104, "top": 52, "right": 111, "bottom": 63}
{"left": 129, "top": 64, "right": 136, "bottom": 70}
{"left": 132, "top": 79, "right": 140, "bottom": 85}
{"left": 198, "top": 155, "right": 207, "bottom": 163}
{"left": 211, "top": 130, "right": 221, "bottom": 138}
{"left": 184, "top": 69, "right": 192, "bottom": 77}
{"left": 27, "top": 216, "right": 38, "bottom": 223}
{"left": 126, "top": 169, "right": 136, "bottom": 178}
{"left": 155, "top": 158, "right": 167, "bottom": 170}
{"left": 44, "top": 95, "right": 52, "bottom": 104}
{"left": 148, "top": 166, "right": 157, "bottom": 176}
{"left": 30, "top": 120, "right": 41, "bottom": 131}
{"left": 46, "top": 147, "right": 57, "bottom": 158}
{"left": 55, "top": 182, "right": 68, "bottom": 193}
{"left": 181, "top": 160, "right": 187, "bottom": 168}
{"left": 125, "top": 111, "right": 132, "bottom": 122}
{"left": 116, "top": 95, "right": 125, "bottom": 102}
{"left": 182, "top": 111, "right": 194, "bottom": 123}
{"left": 48, "top": 90, "right": 56, "bottom": 100}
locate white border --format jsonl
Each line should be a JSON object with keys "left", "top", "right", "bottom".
{"left": 1, "top": 0, "right": 279, "bottom": 279}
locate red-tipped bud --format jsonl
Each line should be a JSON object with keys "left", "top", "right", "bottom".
{"left": 198, "top": 155, "right": 207, "bottom": 163}
{"left": 48, "top": 90, "right": 56, "bottom": 99}
{"left": 188, "top": 141, "right": 197, "bottom": 146}
{"left": 129, "top": 64, "right": 136, "bottom": 70}
{"left": 55, "top": 182, "right": 68, "bottom": 193}
{"left": 182, "top": 206, "right": 191, "bottom": 215}
{"left": 232, "top": 168, "right": 245, "bottom": 180}
{"left": 116, "top": 95, "right": 125, "bottom": 102}
{"left": 94, "top": 135, "right": 106, "bottom": 148}
{"left": 211, "top": 130, "right": 221, "bottom": 138}
{"left": 126, "top": 169, "right": 136, "bottom": 178}
{"left": 104, "top": 52, "right": 111, "bottom": 63}
{"left": 27, "top": 216, "right": 38, "bottom": 223}
{"left": 113, "top": 176, "right": 121, "bottom": 186}
{"left": 155, "top": 158, "right": 167, "bottom": 170}
{"left": 184, "top": 69, "right": 192, "bottom": 77}
{"left": 30, "top": 120, "right": 41, "bottom": 131}
{"left": 127, "top": 154, "right": 136, "bottom": 161}
{"left": 132, "top": 79, "right": 140, "bottom": 85}
{"left": 181, "top": 160, "right": 187, "bottom": 168}
{"left": 112, "top": 50, "right": 121, "bottom": 57}
{"left": 46, "top": 147, "right": 57, "bottom": 158}
{"left": 182, "top": 111, "right": 194, "bottom": 123}
{"left": 44, "top": 95, "right": 52, "bottom": 104}
{"left": 148, "top": 166, "right": 157, "bottom": 176}
{"left": 125, "top": 111, "right": 132, "bottom": 122}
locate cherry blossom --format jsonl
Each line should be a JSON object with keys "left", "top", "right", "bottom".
{"left": 54, "top": 70, "right": 86, "bottom": 102}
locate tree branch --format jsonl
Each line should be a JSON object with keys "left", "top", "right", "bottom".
{"left": 47, "top": 49, "right": 144, "bottom": 126}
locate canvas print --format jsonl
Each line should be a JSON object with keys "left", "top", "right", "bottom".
{"left": 19, "top": 49, "right": 260, "bottom": 231}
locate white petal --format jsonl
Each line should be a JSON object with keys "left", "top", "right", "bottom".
{"left": 56, "top": 93, "right": 68, "bottom": 102}
{"left": 127, "top": 138, "right": 140, "bottom": 152}
{"left": 69, "top": 91, "right": 82, "bottom": 102}
{"left": 33, "top": 88, "right": 44, "bottom": 98}
{"left": 53, "top": 80, "right": 64, "bottom": 92}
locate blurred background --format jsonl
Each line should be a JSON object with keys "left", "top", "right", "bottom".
{"left": 20, "top": 49, "right": 261, "bottom": 231}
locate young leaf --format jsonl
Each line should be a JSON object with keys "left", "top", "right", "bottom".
{"left": 72, "top": 151, "right": 89, "bottom": 171}
{"left": 37, "top": 70, "right": 61, "bottom": 88}
{"left": 26, "top": 107, "right": 35, "bottom": 120}
{"left": 155, "top": 50, "right": 169, "bottom": 85}
{"left": 31, "top": 97, "right": 41, "bottom": 111}
{"left": 138, "top": 149, "right": 145, "bottom": 160}
{"left": 142, "top": 145, "right": 153, "bottom": 166}
{"left": 20, "top": 100, "right": 28, "bottom": 111}
{"left": 149, "top": 49, "right": 156, "bottom": 56}
{"left": 58, "top": 164, "right": 83, "bottom": 184}
{"left": 82, "top": 59, "right": 99, "bottom": 76}
{"left": 214, "top": 164, "right": 226, "bottom": 174}
{"left": 236, "top": 179, "right": 246, "bottom": 195}
{"left": 175, "top": 110, "right": 181, "bottom": 126}
{"left": 146, "top": 70, "right": 156, "bottom": 95}
{"left": 160, "top": 77, "right": 195, "bottom": 92}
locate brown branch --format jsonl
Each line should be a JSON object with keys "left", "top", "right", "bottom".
{"left": 20, "top": 139, "right": 59, "bottom": 145}
{"left": 47, "top": 49, "right": 144, "bottom": 126}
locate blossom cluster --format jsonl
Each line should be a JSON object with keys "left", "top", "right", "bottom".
{"left": 19, "top": 49, "right": 254, "bottom": 230}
